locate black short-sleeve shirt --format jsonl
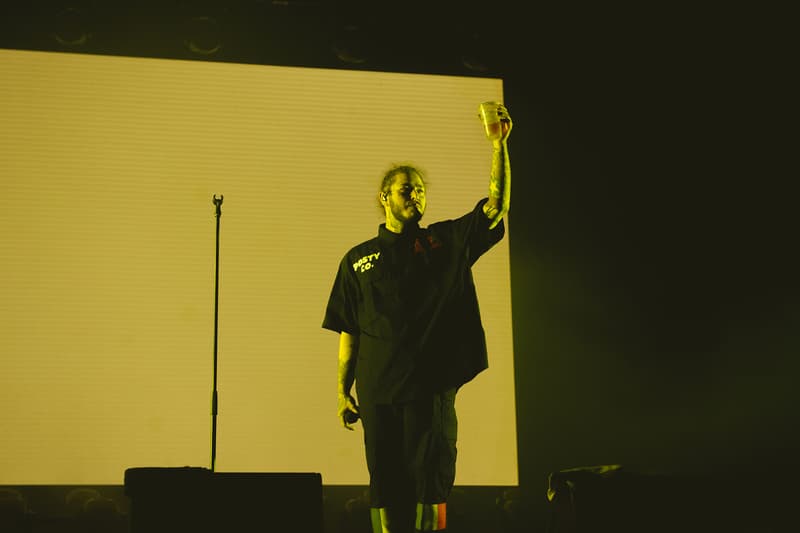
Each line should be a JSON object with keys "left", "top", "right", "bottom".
{"left": 322, "top": 198, "right": 505, "bottom": 404}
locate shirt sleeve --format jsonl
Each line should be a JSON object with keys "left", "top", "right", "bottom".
{"left": 321, "top": 254, "right": 359, "bottom": 334}
{"left": 453, "top": 198, "right": 506, "bottom": 266}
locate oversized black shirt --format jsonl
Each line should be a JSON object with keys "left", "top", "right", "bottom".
{"left": 322, "top": 198, "right": 505, "bottom": 405}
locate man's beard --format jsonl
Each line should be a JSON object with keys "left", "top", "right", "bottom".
{"left": 390, "top": 199, "right": 423, "bottom": 225}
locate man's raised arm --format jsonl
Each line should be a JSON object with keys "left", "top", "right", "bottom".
{"left": 482, "top": 103, "right": 512, "bottom": 230}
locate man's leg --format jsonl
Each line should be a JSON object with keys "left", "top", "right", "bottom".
{"left": 370, "top": 505, "right": 416, "bottom": 533}
{"left": 415, "top": 502, "right": 447, "bottom": 532}
{"left": 363, "top": 402, "right": 416, "bottom": 533}
{"left": 407, "top": 388, "right": 459, "bottom": 532}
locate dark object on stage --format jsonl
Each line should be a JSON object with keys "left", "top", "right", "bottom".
{"left": 545, "top": 464, "right": 788, "bottom": 533}
{"left": 124, "top": 467, "right": 322, "bottom": 533}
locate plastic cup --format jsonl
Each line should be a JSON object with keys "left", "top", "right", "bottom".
{"left": 478, "top": 101, "right": 503, "bottom": 140}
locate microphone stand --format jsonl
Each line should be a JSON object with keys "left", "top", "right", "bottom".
{"left": 211, "top": 194, "right": 223, "bottom": 472}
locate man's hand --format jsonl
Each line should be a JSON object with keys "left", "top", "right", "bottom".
{"left": 493, "top": 104, "right": 513, "bottom": 146}
{"left": 337, "top": 392, "right": 360, "bottom": 430}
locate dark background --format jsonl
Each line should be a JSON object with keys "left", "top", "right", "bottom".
{"left": 1, "top": 1, "right": 796, "bottom": 530}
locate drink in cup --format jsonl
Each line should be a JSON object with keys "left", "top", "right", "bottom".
{"left": 478, "top": 101, "right": 504, "bottom": 140}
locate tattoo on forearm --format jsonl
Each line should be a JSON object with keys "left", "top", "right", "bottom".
{"left": 488, "top": 144, "right": 511, "bottom": 207}
{"left": 489, "top": 177, "right": 502, "bottom": 199}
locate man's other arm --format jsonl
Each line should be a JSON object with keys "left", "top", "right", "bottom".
{"left": 337, "top": 331, "right": 359, "bottom": 430}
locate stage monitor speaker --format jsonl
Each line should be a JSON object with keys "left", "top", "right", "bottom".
{"left": 124, "top": 467, "right": 323, "bottom": 533}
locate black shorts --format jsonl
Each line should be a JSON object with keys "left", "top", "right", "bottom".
{"left": 359, "top": 388, "right": 458, "bottom": 508}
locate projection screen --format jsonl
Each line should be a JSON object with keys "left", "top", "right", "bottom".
{"left": 0, "top": 48, "right": 517, "bottom": 486}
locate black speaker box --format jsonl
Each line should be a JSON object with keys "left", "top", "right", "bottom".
{"left": 124, "top": 467, "right": 323, "bottom": 533}
{"left": 545, "top": 465, "right": 793, "bottom": 533}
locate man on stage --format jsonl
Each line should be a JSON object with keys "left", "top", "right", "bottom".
{"left": 323, "top": 103, "right": 512, "bottom": 533}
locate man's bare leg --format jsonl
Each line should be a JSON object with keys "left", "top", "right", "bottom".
{"left": 370, "top": 506, "right": 415, "bottom": 533}
{"left": 415, "top": 503, "right": 447, "bottom": 532}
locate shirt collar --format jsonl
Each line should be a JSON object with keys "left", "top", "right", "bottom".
{"left": 378, "top": 222, "right": 421, "bottom": 245}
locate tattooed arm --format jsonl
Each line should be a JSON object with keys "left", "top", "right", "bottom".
{"left": 482, "top": 103, "right": 512, "bottom": 230}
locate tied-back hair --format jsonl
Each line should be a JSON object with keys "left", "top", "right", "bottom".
{"left": 377, "top": 163, "right": 428, "bottom": 213}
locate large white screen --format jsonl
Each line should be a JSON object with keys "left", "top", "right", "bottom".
{"left": 0, "top": 48, "right": 517, "bottom": 485}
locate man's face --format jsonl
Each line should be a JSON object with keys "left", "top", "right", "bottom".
{"left": 383, "top": 171, "right": 426, "bottom": 225}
